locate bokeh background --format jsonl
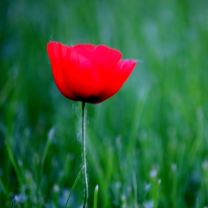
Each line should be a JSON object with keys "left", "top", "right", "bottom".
{"left": 1, "top": 0, "right": 208, "bottom": 207}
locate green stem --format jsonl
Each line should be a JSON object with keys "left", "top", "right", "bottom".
{"left": 82, "top": 101, "right": 88, "bottom": 208}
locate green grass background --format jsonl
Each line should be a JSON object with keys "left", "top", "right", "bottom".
{"left": 1, "top": 0, "right": 208, "bottom": 207}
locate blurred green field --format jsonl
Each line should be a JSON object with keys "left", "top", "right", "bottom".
{"left": 1, "top": 0, "right": 208, "bottom": 207}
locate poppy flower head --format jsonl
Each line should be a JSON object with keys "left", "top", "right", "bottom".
{"left": 47, "top": 41, "right": 137, "bottom": 103}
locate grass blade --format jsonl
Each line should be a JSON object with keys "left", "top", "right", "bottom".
{"left": 65, "top": 165, "right": 85, "bottom": 208}
{"left": 41, "top": 128, "right": 55, "bottom": 170}
{"left": 93, "top": 185, "right": 99, "bottom": 208}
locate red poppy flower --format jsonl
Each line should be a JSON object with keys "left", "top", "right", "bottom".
{"left": 47, "top": 41, "right": 137, "bottom": 104}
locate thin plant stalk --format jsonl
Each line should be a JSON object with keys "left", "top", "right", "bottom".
{"left": 82, "top": 101, "right": 88, "bottom": 208}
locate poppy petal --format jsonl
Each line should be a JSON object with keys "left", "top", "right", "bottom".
{"left": 73, "top": 43, "right": 95, "bottom": 59}
{"left": 47, "top": 41, "right": 77, "bottom": 99}
{"left": 95, "top": 59, "right": 137, "bottom": 103}
{"left": 91, "top": 45, "right": 122, "bottom": 95}
{"left": 62, "top": 49, "right": 99, "bottom": 100}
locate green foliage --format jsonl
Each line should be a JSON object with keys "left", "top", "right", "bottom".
{"left": 1, "top": 0, "right": 208, "bottom": 207}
